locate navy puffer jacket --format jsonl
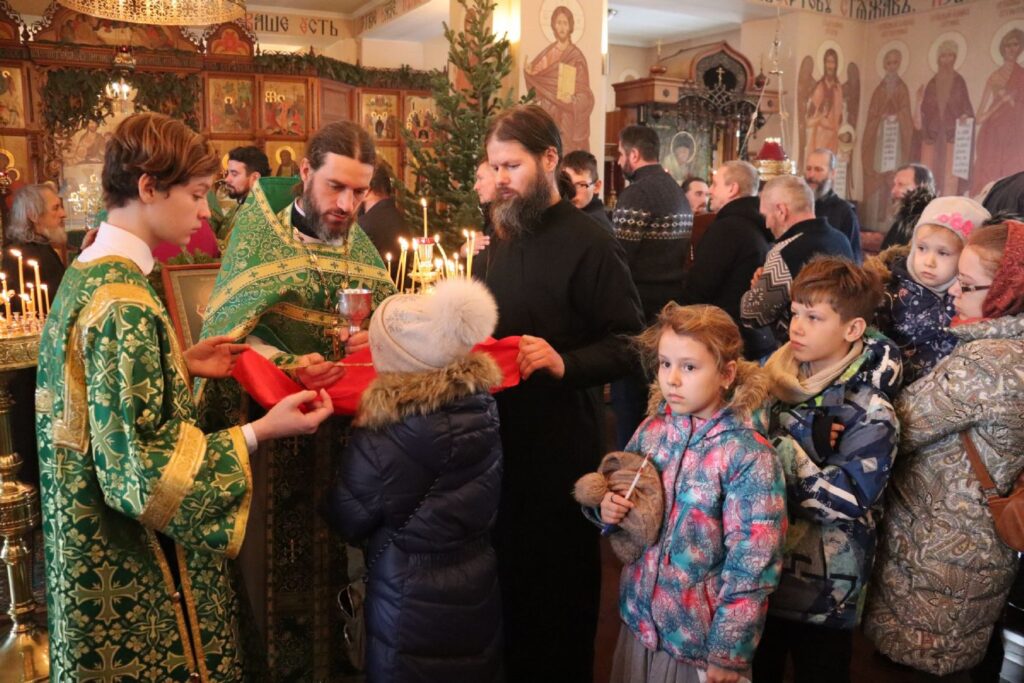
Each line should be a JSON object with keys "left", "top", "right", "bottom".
{"left": 324, "top": 353, "right": 504, "bottom": 683}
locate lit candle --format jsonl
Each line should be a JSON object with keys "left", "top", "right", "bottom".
{"left": 41, "top": 284, "right": 49, "bottom": 318}
{"left": 26, "top": 283, "right": 35, "bottom": 317}
{"left": 433, "top": 234, "right": 451, "bottom": 279}
{"left": 420, "top": 197, "right": 428, "bottom": 238}
{"left": 9, "top": 249, "right": 23, "bottom": 296}
{"left": 464, "top": 230, "right": 476, "bottom": 279}
{"left": 28, "top": 259, "right": 41, "bottom": 317}
{"left": 397, "top": 238, "right": 409, "bottom": 293}
{"left": 19, "top": 292, "right": 30, "bottom": 316}
{"left": 411, "top": 241, "right": 421, "bottom": 293}
{"left": 385, "top": 252, "right": 393, "bottom": 286}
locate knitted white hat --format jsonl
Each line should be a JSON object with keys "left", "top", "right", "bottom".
{"left": 913, "top": 196, "right": 990, "bottom": 245}
{"left": 369, "top": 278, "right": 498, "bottom": 373}
{"left": 909, "top": 196, "right": 991, "bottom": 292}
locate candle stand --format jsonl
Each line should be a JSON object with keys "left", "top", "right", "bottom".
{"left": 0, "top": 330, "right": 48, "bottom": 682}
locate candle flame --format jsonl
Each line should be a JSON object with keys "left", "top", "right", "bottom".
{"left": 420, "top": 197, "right": 427, "bottom": 207}
{"left": 27, "top": 259, "right": 38, "bottom": 267}
{"left": 9, "top": 249, "right": 20, "bottom": 257}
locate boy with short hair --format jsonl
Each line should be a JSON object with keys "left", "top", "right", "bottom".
{"left": 36, "top": 112, "right": 332, "bottom": 681}
{"left": 561, "top": 149, "right": 613, "bottom": 234}
{"left": 752, "top": 256, "right": 902, "bottom": 683}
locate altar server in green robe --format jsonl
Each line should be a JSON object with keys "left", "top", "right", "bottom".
{"left": 35, "top": 112, "right": 333, "bottom": 682}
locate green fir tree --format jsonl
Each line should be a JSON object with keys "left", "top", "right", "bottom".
{"left": 398, "top": 0, "right": 530, "bottom": 244}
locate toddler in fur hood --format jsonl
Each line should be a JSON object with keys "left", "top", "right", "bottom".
{"left": 325, "top": 279, "right": 505, "bottom": 683}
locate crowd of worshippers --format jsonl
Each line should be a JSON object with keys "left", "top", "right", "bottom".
{"left": 17, "top": 104, "right": 1024, "bottom": 683}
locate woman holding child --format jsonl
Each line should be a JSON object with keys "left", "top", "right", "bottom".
{"left": 865, "top": 219, "right": 1024, "bottom": 676}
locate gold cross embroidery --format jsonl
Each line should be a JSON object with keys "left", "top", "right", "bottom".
{"left": 74, "top": 563, "right": 139, "bottom": 623}
{"left": 77, "top": 643, "right": 146, "bottom": 682}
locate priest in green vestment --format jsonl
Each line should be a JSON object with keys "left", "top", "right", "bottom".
{"left": 198, "top": 121, "right": 395, "bottom": 680}
{"left": 36, "top": 113, "right": 333, "bottom": 682}
{"left": 209, "top": 146, "right": 271, "bottom": 246}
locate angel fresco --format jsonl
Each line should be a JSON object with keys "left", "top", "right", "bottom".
{"left": 798, "top": 46, "right": 860, "bottom": 174}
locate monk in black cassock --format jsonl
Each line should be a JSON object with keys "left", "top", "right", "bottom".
{"left": 481, "top": 105, "right": 644, "bottom": 682}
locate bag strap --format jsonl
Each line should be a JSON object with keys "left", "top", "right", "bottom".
{"left": 961, "top": 431, "right": 999, "bottom": 499}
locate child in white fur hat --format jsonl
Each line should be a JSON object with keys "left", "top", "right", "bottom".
{"left": 872, "top": 196, "right": 991, "bottom": 384}
{"left": 324, "top": 278, "right": 505, "bottom": 683}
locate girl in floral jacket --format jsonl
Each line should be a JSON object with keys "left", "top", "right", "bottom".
{"left": 596, "top": 303, "right": 786, "bottom": 683}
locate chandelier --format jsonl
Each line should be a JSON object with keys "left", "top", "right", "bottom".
{"left": 56, "top": 0, "right": 246, "bottom": 26}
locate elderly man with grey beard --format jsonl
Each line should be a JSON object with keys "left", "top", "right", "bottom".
{"left": 483, "top": 104, "right": 644, "bottom": 683}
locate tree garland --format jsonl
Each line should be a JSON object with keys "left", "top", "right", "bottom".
{"left": 40, "top": 67, "right": 202, "bottom": 137}
{"left": 254, "top": 52, "right": 443, "bottom": 91}
{"left": 41, "top": 56, "right": 439, "bottom": 141}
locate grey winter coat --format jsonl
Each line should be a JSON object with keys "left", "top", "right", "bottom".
{"left": 864, "top": 314, "right": 1024, "bottom": 675}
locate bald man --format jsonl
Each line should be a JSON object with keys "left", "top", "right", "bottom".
{"left": 741, "top": 175, "right": 853, "bottom": 355}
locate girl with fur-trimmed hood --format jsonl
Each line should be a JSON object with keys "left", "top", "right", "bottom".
{"left": 324, "top": 279, "right": 503, "bottom": 683}
{"left": 595, "top": 303, "right": 786, "bottom": 683}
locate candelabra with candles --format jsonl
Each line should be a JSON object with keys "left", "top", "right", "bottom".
{"left": 384, "top": 198, "right": 475, "bottom": 293}
{"left": 0, "top": 252, "right": 48, "bottom": 340}
{"left": 67, "top": 175, "right": 104, "bottom": 232}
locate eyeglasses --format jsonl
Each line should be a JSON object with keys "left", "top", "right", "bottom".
{"left": 956, "top": 279, "right": 992, "bottom": 293}
{"left": 573, "top": 181, "right": 594, "bottom": 190}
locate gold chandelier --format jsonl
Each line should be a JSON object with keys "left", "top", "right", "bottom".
{"left": 56, "top": 0, "right": 246, "bottom": 26}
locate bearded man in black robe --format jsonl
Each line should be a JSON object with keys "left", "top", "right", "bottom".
{"left": 482, "top": 104, "right": 644, "bottom": 682}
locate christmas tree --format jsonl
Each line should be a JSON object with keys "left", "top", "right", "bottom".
{"left": 399, "top": 0, "right": 530, "bottom": 242}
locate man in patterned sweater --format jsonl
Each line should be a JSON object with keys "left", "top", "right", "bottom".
{"left": 741, "top": 175, "right": 853, "bottom": 358}
{"left": 610, "top": 124, "right": 691, "bottom": 447}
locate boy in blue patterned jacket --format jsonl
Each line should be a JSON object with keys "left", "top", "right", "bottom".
{"left": 752, "top": 256, "right": 902, "bottom": 683}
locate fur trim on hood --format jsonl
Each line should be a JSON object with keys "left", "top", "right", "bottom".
{"left": 864, "top": 244, "right": 911, "bottom": 285}
{"left": 646, "top": 358, "right": 771, "bottom": 420}
{"left": 898, "top": 186, "right": 936, "bottom": 223}
{"left": 355, "top": 353, "right": 503, "bottom": 429}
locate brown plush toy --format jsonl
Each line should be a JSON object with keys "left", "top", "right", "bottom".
{"left": 573, "top": 451, "right": 664, "bottom": 565}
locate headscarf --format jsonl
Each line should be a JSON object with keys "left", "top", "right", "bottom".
{"left": 981, "top": 220, "right": 1024, "bottom": 319}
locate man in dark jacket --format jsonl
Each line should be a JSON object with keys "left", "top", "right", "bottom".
{"left": 610, "top": 125, "right": 692, "bottom": 447}
{"left": 742, "top": 175, "right": 854, "bottom": 354}
{"left": 806, "top": 147, "right": 863, "bottom": 263}
{"left": 357, "top": 159, "right": 410, "bottom": 259}
{"left": 484, "top": 105, "right": 644, "bottom": 683}
{"left": 982, "top": 169, "right": 1024, "bottom": 218}
{"left": 881, "top": 163, "right": 935, "bottom": 249}
{"left": 681, "top": 160, "right": 770, "bottom": 358}
{"left": 561, "top": 149, "right": 613, "bottom": 234}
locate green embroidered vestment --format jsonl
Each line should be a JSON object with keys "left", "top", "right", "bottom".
{"left": 197, "top": 177, "right": 395, "bottom": 681}
{"left": 36, "top": 256, "right": 253, "bottom": 682}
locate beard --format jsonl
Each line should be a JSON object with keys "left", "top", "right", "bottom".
{"left": 809, "top": 178, "right": 831, "bottom": 199}
{"left": 302, "top": 185, "right": 356, "bottom": 244}
{"left": 491, "top": 171, "right": 553, "bottom": 241}
{"left": 225, "top": 185, "right": 247, "bottom": 200}
{"left": 621, "top": 159, "right": 637, "bottom": 182}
